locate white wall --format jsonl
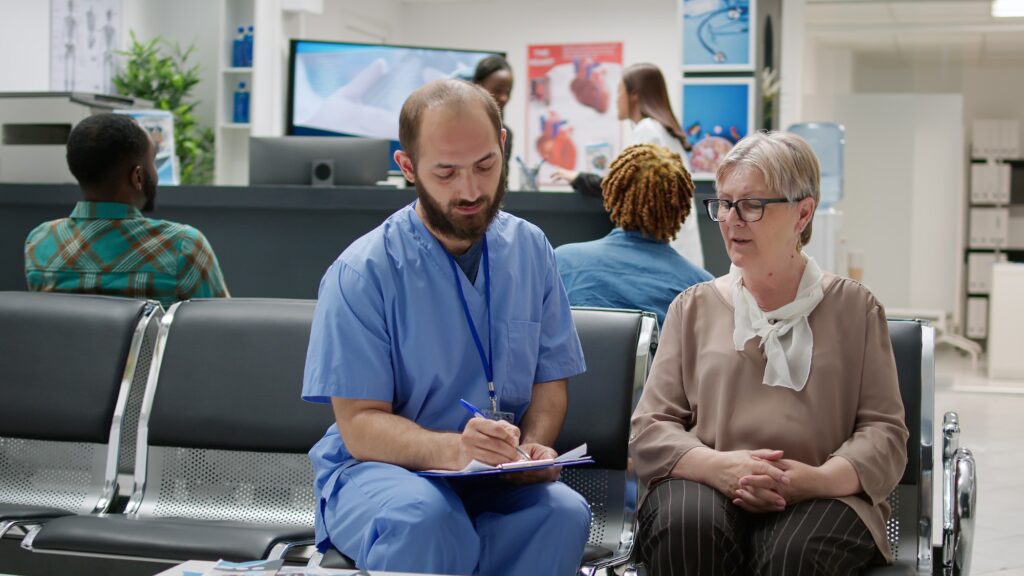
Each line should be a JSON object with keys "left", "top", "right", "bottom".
{"left": 832, "top": 94, "right": 964, "bottom": 317}
{"left": 0, "top": 0, "right": 218, "bottom": 126}
{"left": 852, "top": 56, "right": 1024, "bottom": 152}
{"left": 122, "top": 0, "right": 220, "bottom": 127}
{"left": 800, "top": 44, "right": 853, "bottom": 122}
{"left": 908, "top": 95, "right": 964, "bottom": 320}
{"left": 0, "top": 0, "right": 52, "bottom": 91}
{"left": 778, "top": 0, "right": 804, "bottom": 130}
{"left": 293, "top": 0, "right": 402, "bottom": 43}
{"left": 397, "top": 0, "right": 680, "bottom": 186}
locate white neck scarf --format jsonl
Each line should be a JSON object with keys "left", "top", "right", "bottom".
{"left": 731, "top": 254, "right": 824, "bottom": 391}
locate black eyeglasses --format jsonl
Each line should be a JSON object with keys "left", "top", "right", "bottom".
{"left": 703, "top": 198, "right": 793, "bottom": 223}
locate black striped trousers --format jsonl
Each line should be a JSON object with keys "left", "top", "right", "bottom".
{"left": 636, "top": 479, "right": 878, "bottom": 576}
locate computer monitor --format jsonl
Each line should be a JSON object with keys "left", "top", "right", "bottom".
{"left": 248, "top": 136, "right": 392, "bottom": 187}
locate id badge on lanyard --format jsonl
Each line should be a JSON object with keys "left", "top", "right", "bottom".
{"left": 447, "top": 237, "right": 515, "bottom": 424}
{"left": 482, "top": 381, "right": 515, "bottom": 423}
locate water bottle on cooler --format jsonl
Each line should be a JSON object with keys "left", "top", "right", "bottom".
{"left": 231, "top": 26, "right": 245, "bottom": 67}
{"left": 233, "top": 81, "right": 249, "bottom": 124}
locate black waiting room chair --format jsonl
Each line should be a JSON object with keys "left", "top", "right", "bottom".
{"left": 21, "top": 298, "right": 333, "bottom": 564}
{"left": 0, "top": 292, "right": 160, "bottom": 540}
{"left": 311, "top": 307, "right": 660, "bottom": 573}
{"left": 859, "top": 320, "right": 976, "bottom": 576}
{"left": 560, "top": 308, "right": 659, "bottom": 574}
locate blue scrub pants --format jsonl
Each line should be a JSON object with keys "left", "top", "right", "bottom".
{"left": 323, "top": 462, "right": 592, "bottom": 575}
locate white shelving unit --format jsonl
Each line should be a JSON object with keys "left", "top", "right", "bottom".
{"left": 213, "top": 0, "right": 321, "bottom": 184}
{"left": 215, "top": 0, "right": 255, "bottom": 185}
{"left": 963, "top": 120, "right": 1022, "bottom": 346}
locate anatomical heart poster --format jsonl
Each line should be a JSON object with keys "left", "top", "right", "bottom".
{"left": 526, "top": 42, "right": 623, "bottom": 187}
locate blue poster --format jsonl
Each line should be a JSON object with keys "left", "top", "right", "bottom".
{"left": 682, "top": 80, "right": 753, "bottom": 177}
{"left": 682, "top": 0, "right": 754, "bottom": 71}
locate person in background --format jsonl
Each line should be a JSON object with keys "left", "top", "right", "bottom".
{"left": 555, "top": 144, "right": 711, "bottom": 327}
{"left": 630, "top": 131, "right": 908, "bottom": 575}
{"left": 554, "top": 63, "right": 704, "bottom": 268}
{"left": 301, "top": 79, "right": 590, "bottom": 576}
{"left": 24, "top": 113, "right": 229, "bottom": 309}
{"left": 473, "top": 55, "right": 514, "bottom": 160}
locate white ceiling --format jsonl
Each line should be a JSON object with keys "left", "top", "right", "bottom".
{"left": 805, "top": 0, "right": 1024, "bottom": 62}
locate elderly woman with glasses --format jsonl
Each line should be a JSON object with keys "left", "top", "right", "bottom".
{"left": 629, "top": 131, "right": 909, "bottom": 576}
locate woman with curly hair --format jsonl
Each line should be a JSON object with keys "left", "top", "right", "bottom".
{"left": 555, "top": 143, "right": 712, "bottom": 326}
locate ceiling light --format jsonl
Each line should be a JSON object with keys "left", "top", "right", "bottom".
{"left": 992, "top": 0, "right": 1024, "bottom": 17}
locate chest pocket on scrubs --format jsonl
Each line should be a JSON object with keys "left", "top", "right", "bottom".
{"left": 504, "top": 320, "right": 541, "bottom": 409}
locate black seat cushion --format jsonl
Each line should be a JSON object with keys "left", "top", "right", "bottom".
{"left": 0, "top": 504, "right": 75, "bottom": 522}
{"left": 31, "top": 515, "right": 312, "bottom": 562}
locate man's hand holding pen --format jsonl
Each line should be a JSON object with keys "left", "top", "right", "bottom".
{"left": 459, "top": 416, "right": 526, "bottom": 467}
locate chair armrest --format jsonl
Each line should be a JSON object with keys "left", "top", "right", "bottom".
{"left": 941, "top": 411, "right": 978, "bottom": 576}
{"left": 267, "top": 538, "right": 316, "bottom": 561}
{"left": 22, "top": 515, "right": 314, "bottom": 562}
{"left": 314, "top": 548, "right": 357, "bottom": 569}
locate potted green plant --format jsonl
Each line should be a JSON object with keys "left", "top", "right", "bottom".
{"left": 113, "top": 31, "right": 215, "bottom": 185}
{"left": 760, "top": 66, "right": 781, "bottom": 131}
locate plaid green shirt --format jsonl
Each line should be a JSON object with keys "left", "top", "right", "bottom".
{"left": 25, "top": 201, "right": 229, "bottom": 308}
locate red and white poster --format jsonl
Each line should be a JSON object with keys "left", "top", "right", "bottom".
{"left": 526, "top": 42, "right": 623, "bottom": 187}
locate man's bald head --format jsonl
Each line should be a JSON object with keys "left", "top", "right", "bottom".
{"left": 398, "top": 79, "right": 503, "bottom": 165}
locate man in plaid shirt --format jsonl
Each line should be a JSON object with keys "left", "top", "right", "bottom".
{"left": 24, "top": 113, "right": 229, "bottom": 309}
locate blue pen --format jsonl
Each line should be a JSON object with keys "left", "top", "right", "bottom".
{"left": 459, "top": 398, "right": 532, "bottom": 461}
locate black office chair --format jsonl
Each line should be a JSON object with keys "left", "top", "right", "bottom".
{"left": 311, "top": 307, "right": 659, "bottom": 573}
{"left": 0, "top": 292, "right": 160, "bottom": 540}
{"left": 22, "top": 299, "right": 333, "bottom": 563}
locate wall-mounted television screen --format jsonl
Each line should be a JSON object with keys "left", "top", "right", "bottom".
{"left": 288, "top": 40, "right": 503, "bottom": 154}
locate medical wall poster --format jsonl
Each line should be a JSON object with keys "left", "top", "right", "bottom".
{"left": 682, "top": 0, "right": 755, "bottom": 72}
{"left": 114, "top": 109, "right": 179, "bottom": 185}
{"left": 681, "top": 78, "right": 754, "bottom": 179}
{"left": 526, "top": 42, "right": 623, "bottom": 186}
{"left": 50, "top": 0, "right": 122, "bottom": 93}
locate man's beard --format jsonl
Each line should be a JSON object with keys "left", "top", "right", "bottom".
{"left": 415, "top": 162, "right": 508, "bottom": 243}
{"left": 141, "top": 169, "right": 158, "bottom": 213}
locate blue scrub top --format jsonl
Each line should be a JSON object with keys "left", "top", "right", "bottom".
{"left": 302, "top": 204, "right": 586, "bottom": 541}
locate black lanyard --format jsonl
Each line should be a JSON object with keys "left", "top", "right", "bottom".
{"left": 446, "top": 236, "right": 496, "bottom": 414}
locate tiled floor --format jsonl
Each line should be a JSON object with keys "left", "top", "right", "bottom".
{"left": 934, "top": 347, "right": 1024, "bottom": 575}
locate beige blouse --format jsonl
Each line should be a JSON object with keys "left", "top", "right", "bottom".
{"left": 630, "top": 273, "right": 909, "bottom": 561}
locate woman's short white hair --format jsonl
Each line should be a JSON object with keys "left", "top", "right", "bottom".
{"left": 715, "top": 131, "right": 820, "bottom": 246}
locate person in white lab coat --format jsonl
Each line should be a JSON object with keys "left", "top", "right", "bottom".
{"left": 555, "top": 63, "right": 705, "bottom": 268}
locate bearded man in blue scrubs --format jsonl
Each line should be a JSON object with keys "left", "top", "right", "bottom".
{"left": 301, "top": 79, "right": 591, "bottom": 575}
